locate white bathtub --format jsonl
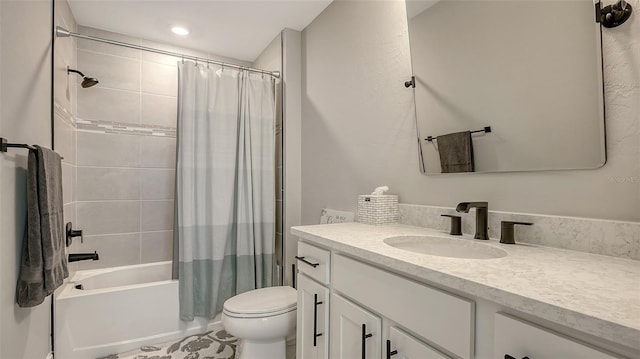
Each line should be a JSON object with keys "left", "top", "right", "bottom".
{"left": 55, "top": 261, "right": 218, "bottom": 359}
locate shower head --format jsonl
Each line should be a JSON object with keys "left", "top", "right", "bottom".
{"left": 81, "top": 77, "right": 99, "bottom": 88}
{"left": 67, "top": 67, "right": 99, "bottom": 88}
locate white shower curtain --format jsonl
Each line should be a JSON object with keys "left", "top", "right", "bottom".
{"left": 175, "top": 61, "right": 275, "bottom": 321}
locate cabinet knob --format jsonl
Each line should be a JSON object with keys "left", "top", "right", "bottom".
{"left": 505, "top": 355, "right": 530, "bottom": 359}
{"left": 386, "top": 339, "right": 398, "bottom": 358}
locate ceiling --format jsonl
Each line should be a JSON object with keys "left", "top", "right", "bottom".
{"left": 68, "top": 0, "right": 333, "bottom": 62}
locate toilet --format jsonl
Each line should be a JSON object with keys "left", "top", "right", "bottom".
{"left": 222, "top": 286, "right": 297, "bottom": 359}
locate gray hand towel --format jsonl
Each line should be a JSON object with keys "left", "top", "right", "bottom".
{"left": 437, "top": 131, "right": 475, "bottom": 173}
{"left": 17, "top": 146, "right": 68, "bottom": 307}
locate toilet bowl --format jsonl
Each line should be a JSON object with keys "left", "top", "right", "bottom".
{"left": 222, "top": 286, "right": 297, "bottom": 359}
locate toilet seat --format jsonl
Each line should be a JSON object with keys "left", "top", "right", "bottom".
{"left": 223, "top": 286, "right": 297, "bottom": 319}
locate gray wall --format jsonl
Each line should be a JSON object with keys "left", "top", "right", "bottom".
{"left": 0, "top": 0, "right": 53, "bottom": 357}
{"left": 252, "top": 33, "right": 284, "bottom": 282}
{"left": 282, "top": 28, "right": 302, "bottom": 287}
{"left": 301, "top": 0, "right": 640, "bottom": 224}
{"left": 72, "top": 26, "right": 252, "bottom": 270}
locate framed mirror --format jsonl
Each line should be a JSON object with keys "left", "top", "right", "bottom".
{"left": 406, "top": 0, "right": 606, "bottom": 174}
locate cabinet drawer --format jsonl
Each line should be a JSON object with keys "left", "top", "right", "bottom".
{"left": 494, "top": 312, "right": 618, "bottom": 359}
{"left": 333, "top": 254, "right": 474, "bottom": 359}
{"left": 297, "top": 242, "right": 330, "bottom": 285}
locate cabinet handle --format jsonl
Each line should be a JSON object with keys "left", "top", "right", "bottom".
{"left": 295, "top": 255, "right": 319, "bottom": 268}
{"left": 361, "top": 324, "right": 373, "bottom": 359}
{"left": 386, "top": 339, "right": 398, "bottom": 358}
{"left": 313, "top": 293, "right": 323, "bottom": 347}
{"left": 505, "top": 355, "right": 530, "bottom": 359}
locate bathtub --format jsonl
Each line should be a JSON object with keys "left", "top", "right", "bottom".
{"left": 55, "top": 261, "right": 218, "bottom": 359}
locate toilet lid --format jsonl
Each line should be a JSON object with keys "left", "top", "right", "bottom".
{"left": 223, "top": 286, "right": 297, "bottom": 317}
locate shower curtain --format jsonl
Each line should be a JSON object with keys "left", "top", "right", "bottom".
{"left": 175, "top": 61, "right": 276, "bottom": 321}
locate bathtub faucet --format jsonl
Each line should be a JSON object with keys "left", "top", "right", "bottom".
{"left": 68, "top": 251, "right": 99, "bottom": 263}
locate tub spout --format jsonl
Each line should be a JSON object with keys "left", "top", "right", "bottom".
{"left": 68, "top": 251, "right": 99, "bottom": 263}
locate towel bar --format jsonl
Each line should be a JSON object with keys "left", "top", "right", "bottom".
{"left": 0, "top": 137, "right": 37, "bottom": 152}
{"left": 1, "top": 137, "right": 63, "bottom": 159}
{"left": 425, "top": 126, "right": 491, "bottom": 142}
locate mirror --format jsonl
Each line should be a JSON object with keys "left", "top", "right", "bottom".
{"left": 406, "top": 0, "right": 606, "bottom": 174}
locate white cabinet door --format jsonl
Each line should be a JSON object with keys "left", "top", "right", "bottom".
{"left": 494, "top": 313, "right": 618, "bottom": 359}
{"left": 297, "top": 274, "right": 329, "bottom": 359}
{"left": 330, "top": 294, "right": 381, "bottom": 359}
{"left": 387, "top": 326, "right": 450, "bottom": 359}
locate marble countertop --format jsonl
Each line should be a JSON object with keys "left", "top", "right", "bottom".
{"left": 291, "top": 223, "right": 640, "bottom": 351}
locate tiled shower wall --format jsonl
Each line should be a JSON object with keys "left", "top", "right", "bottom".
{"left": 53, "top": 0, "right": 78, "bottom": 270}
{"left": 73, "top": 26, "right": 251, "bottom": 269}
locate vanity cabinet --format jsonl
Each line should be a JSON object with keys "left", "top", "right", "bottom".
{"left": 296, "top": 240, "right": 626, "bottom": 359}
{"left": 494, "top": 313, "right": 618, "bottom": 359}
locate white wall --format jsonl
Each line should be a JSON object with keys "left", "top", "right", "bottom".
{"left": 0, "top": 0, "right": 53, "bottom": 358}
{"left": 301, "top": 0, "right": 640, "bottom": 224}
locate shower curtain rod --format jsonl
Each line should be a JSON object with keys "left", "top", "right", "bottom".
{"left": 55, "top": 26, "right": 281, "bottom": 79}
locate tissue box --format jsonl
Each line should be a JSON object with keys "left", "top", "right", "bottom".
{"left": 357, "top": 195, "right": 399, "bottom": 225}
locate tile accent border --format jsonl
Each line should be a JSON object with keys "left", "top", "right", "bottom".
{"left": 77, "top": 118, "right": 176, "bottom": 138}
{"left": 399, "top": 203, "right": 640, "bottom": 260}
{"left": 54, "top": 102, "right": 76, "bottom": 127}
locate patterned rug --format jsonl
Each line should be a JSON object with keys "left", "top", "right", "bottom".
{"left": 98, "top": 328, "right": 237, "bottom": 359}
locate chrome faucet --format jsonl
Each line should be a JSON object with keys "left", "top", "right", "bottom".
{"left": 456, "top": 202, "right": 489, "bottom": 240}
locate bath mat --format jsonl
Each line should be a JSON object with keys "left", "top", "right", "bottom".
{"left": 99, "top": 328, "right": 237, "bottom": 359}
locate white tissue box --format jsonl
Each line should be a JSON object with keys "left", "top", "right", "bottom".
{"left": 357, "top": 195, "right": 399, "bottom": 225}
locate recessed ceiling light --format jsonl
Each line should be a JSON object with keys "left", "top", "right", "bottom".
{"left": 171, "top": 26, "right": 189, "bottom": 36}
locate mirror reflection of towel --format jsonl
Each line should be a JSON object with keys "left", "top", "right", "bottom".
{"left": 437, "top": 131, "right": 475, "bottom": 173}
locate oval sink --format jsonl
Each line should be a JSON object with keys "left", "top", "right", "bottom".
{"left": 383, "top": 235, "right": 508, "bottom": 260}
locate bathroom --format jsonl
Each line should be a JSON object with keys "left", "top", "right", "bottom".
{"left": 0, "top": 0, "right": 638, "bottom": 358}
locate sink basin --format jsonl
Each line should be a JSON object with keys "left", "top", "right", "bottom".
{"left": 383, "top": 235, "right": 508, "bottom": 259}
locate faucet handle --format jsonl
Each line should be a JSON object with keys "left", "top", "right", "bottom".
{"left": 66, "top": 222, "right": 84, "bottom": 247}
{"left": 441, "top": 214, "right": 462, "bottom": 235}
{"left": 500, "top": 221, "right": 533, "bottom": 244}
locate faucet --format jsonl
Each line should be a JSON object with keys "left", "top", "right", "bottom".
{"left": 456, "top": 202, "right": 489, "bottom": 240}
{"left": 68, "top": 251, "right": 99, "bottom": 263}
